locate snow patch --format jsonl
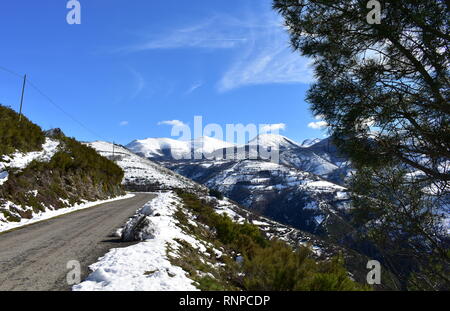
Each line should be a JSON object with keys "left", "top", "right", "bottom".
{"left": 0, "top": 138, "right": 60, "bottom": 172}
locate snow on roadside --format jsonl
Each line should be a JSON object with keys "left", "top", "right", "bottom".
{"left": 73, "top": 191, "right": 200, "bottom": 291}
{"left": 73, "top": 191, "right": 330, "bottom": 291}
{"left": 0, "top": 193, "right": 135, "bottom": 233}
{"left": 0, "top": 138, "right": 60, "bottom": 186}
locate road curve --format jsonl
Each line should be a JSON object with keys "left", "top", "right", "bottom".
{"left": 0, "top": 192, "right": 155, "bottom": 291}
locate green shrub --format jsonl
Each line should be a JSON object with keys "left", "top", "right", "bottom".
{"left": 243, "top": 242, "right": 366, "bottom": 291}
{"left": 0, "top": 210, "right": 21, "bottom": 222}
{"left": 177, "top": 191, "right": 266, "bottom": 249}
{"left": 196, "top": 276, "right": 228, "bottom": 291}
{"left": 209, "top": 189, "right": 224, "bottom": 200}
{"left": 176, "top": 191, "right": 367, "bottom": 291}
{"left": 49, "top": 136, "right": 124, "bottom": 186}
{"left": 0, "top": 105, "right": 45, "bottom": 156}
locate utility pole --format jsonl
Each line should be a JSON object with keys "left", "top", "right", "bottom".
{"left": 19, "top": 74, "right": 27, "bottom": 122}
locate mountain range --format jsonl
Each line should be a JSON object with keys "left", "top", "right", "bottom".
{"left": 125, "top": 134, "right": 354, "bottom": 237}
{"left": 85, "top": 139, "right": 378, "bottom": 287}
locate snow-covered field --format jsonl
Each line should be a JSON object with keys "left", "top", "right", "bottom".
{"left": 73, "top": 191, "right": 200, "bottom": 291}
{"left": 0, "top": 194, "right": 135, "bottom": 233}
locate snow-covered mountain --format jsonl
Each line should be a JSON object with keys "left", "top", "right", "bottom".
{"left": 243, "top": 135, "right": 349, "bottom": 179}
{"left": 192, "top": 136, "right": 236, "bottom": 153}
{"left": 248, "top": 133, "right": 302, "bottom": 150}
{"left": 88, "top": 140, "right": 346, "bottom": 238}
{"left": 126, "top": 138, "right": 191, "bottom": 159}
{"left": 127, "top": 134, "right": 351, "bottom": 182}
{"left": 78, "top": 144, "right": 373, "bottom": 290}
{"left": 167, "top": 158, "right": 350, "bottom": 234}
{"left": 122, "top": 134, "right": 354, "bottom": 235}
{"left": 126, "top": 136, "right": 235, "bottom": 161}
{"left": 301, "top": 138, "right": 322, "bottom": 147}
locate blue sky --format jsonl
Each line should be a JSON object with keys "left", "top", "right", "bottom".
{"left": 0, "top": 0, "right": 328, "bottom": 145}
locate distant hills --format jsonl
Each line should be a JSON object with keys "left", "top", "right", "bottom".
{"left": 125, "top": 133, "right": 353, "bottom": 237}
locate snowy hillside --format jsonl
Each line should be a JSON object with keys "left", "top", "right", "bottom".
{"left": 73, "top": 191, "right": 200, "bottom": 291}
{"left": 248, "top": 133, "right": 301, "bottom": 150}
{"left": 73, "top": 190, "right": 368, "bottom": 291}
{"left": 301, "top": 138, "right": 322, "bottom": 147}
{"left": 0, "top": 107, "right": 124, "bottom": 231}
{"left": 75, "top": 140, "right": 374, "bottom": 290}
{"left": 234, "top": 135, "right": 345, "bottom": 178}
{"left": 86, "top": 141, "right": 206, "bottom": 192}
{"left": 168, "top": 158, "right": 349, "bottom": 233}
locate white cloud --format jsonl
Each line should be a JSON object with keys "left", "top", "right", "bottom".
{"left": 218, "top": 44, "right": 313, "bottom": 92}
{"left": 118, "top": 17, "right": 248, "bottom": 53}
{"left": 128, "top": 68, "right": 145, "bottom": 100}
{"left": 308, "top": 121, "right": 328, "bottom": 129}
{"left": 116, "top": 4, "right": 313, "bottom": 92}
{"left": 185, "top": 81, "right": 203, "bottom": 94}
{"left": 217, "top": 11, "right": 314, "bottom": 92}
{"left": 260, "top": 123, "right": 286, "bottom": 133}
{"left": 157, "top": 120, "right": 186, "bottom": 127}
{"left": 119, "top": 121, "right": 129, "bottom": 126}
{"left": 314, "top": 114, "right": 325, "bottom": 120}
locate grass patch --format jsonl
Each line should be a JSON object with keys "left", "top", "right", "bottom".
{"left": 0, "top": 209, "right": 21, "bottom": 222}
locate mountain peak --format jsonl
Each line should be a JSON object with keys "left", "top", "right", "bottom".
{"left": 301, "top": 138, "right": 322, "bottom": 148}
{"left": 248, "top": 133, "right": 301, "bottom": 149}
{"left": 126, "top": 137, "right": 190, "bottom": 158}
{"left": 191, "top": 136, "right": 235, "bottom": 153}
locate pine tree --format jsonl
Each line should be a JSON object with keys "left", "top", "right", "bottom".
{"left": 274, "top": 0, "right": 449, "bottom": 289}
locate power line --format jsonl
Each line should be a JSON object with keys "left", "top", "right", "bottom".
{"left": 0, "top": 65, "right": 23, "bottom": 78}
{"left": 26, "top": 79, "right": 108, "bottom": 141}
{"left": 0, "top": 65, "right": 108, "bottom": 141}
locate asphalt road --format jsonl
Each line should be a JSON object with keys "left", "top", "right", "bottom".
{"left": 0, "top": 192, "right": 155, "bottom": 291}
